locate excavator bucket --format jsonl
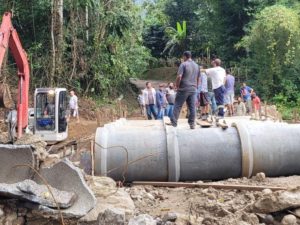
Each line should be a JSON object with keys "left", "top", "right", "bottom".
{"left": 0, "top": 83, "right": 13, "bottom": 108}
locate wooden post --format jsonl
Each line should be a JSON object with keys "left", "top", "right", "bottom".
{"left": 91, "top": 140, "right": 94, "bottom": 177}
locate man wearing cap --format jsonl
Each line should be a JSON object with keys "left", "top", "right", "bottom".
{"left": 170, "top": 51, "right": 200, "bottom": 129}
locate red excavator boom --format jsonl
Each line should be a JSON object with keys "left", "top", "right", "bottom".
{"left": 0, "top": 12, "right": 30, "bottom": 138}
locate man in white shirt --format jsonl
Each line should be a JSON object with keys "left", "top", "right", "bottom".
{"left": 69, "top": 90, "right": 79, "bottom": 122}
{"left": 202, "top": 59, "right": 226, "bottom": 118}
{"left": 143, "top": 82, "right": 157, "bottom": 120}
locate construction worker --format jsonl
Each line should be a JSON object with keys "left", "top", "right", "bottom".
{"left": 202, "top": 59, "right": 226, "bottom": 119}
{"left": 170, "top": 51, "right": 200, "bottom": 129}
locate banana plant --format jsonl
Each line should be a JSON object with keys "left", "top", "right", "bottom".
{"left": 163, "top": 21, "right": 187, "bottom": 56}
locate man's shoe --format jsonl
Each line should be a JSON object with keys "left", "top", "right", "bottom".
{"left": 190, "top": 125, "right": 195, "bottom": 129}
{"left": 166, "top": 122, "right": 177, "bottom": 127}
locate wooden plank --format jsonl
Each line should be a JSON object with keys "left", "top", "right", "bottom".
{"left": 196, "top": 120, "right": 213, "bottom": 128}
{"left": 132, "top": 181, "right": 287, "bottom": 192}
{"left": 216, "top": 119, "right": 228, "bottom": 129}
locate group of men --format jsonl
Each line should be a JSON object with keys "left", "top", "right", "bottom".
{"left": 138, "top": 51, "right": 262, "bottom": 129}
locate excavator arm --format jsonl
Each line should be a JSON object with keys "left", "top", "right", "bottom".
{"left": 0, "top": 12, "right": 30, "bottom": 138}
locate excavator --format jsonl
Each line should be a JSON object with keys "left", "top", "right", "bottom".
{"left": 0, "top": 12, "right": 68, "bottom": 142}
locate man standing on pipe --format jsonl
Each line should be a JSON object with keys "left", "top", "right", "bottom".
{"left": 202, "top": 59, "right": 226, "bottom": 119}
{"left": 170, "top": 51, "right": 200, "bottom": 129}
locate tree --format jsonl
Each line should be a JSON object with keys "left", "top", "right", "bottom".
{"left": 237, "top": 5, "right": 300, "bottom": 99}
{"left": 163, "top": 21, "right": 187, "bottom": 56}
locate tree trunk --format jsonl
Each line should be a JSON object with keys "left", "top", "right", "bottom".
{"left": 50, "top": 0, "right": 56, "bottom": 87}
{"left": 56, "top": 0, "right": 64, "bottom": 78}
{"left": 70, "top": 3, "right": 77, "bottom": 81}
{"left": 85, "top": 5, "right": 89, "bottom": 42}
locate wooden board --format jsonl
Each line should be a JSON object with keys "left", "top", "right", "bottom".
{"left": 132, "top": 181, "right": 287, "bottom": 192}
{"left": 197, "top": 120, "right": 213, "bottom": 128}
{"left": 216, "top": 120, "right": 228, "bottom": 129}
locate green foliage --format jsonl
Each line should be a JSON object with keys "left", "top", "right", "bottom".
{"left": 0, "top": 0, "right": 151, "bottom": 98}
{"left": 163, "top": 21, "right": 187, "bottom": 56}
{"left": 238, "top": 5, "right": 300, "bottom": 100}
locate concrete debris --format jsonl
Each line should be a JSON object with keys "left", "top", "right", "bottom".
{"left": 98, "top": 208, "right": 125, "bottom": 225}
{"left": 15, "top": 134, "right": 48, "bottom": 161}
{"left": 0, "top": 179, "right": 75, "bottom": 208}
{"left": 79, "top": 176, "right": 135, "bottom": 224}
{"left": 0, "top": 144, "right": 34, "bottom": 184}
{"left": 281, "top": 214, "right": 297, "bottom": 225}
{"left": 17, "top": 179, "right": 76, "bottom": 208}
{"left": 33, "top": 159, "right": 96, "bottom": 218}
{"left": 0, "top": 145, "right": 95, "bottom": 219}
{"left": 128, "top": 214, "right": 156, "bottom": 225}
{"left": 252, "top": 187, "right": 300, "bottom": 213}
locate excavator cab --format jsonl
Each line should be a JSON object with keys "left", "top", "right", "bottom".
{"left": 33, "top": 88, "right": 68, "bottom": 142}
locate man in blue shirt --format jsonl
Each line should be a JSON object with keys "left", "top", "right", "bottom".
{"left": 156, "top": 84, "right": 167, "bottom": 119}
{"left": 240, "top": 83, "right": 253, "bottom": 114}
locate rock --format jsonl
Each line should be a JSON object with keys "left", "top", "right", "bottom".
{"left": 98, "top": 208, "right": 125, "bottom": 225}
{"left": 145, "top": 193, "right": 155, "bottom": 201}
{"left": 264, "top": 214, "right": 275, "bottom": 224}
{"left": 281, "top": 214, "right": 297, "bottom": 225}
{"left": 262, "top": 189, "right": 272, "bottom": 195}
{"left": 0, "top": 180, "right": 76, "bottom": 208}
{"left": 128, "top": 214, "right": 156, "bottom": 225}
{"left": 79, "top": 178, "right": 135, "bottom": 225}
{"left": 236, "top": 222, "right": 250, "bottom": 225}
{"left": 252, "top": 187, "right": 300, "bottom": 213}
{"left": 175, "top": 213, "right": 203, "bottom": 225}
{"left": 255, "top": 172, "right": 266, "bottom": 182}
{"left": 293, "top": 208, "right": 300, "bottom": 217}
{"left": 162, "top": 212, "right": 177, "bottom": 222}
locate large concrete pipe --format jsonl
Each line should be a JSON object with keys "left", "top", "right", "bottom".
{"left": 94, "top": 119, "right": 300, "bottom": 182}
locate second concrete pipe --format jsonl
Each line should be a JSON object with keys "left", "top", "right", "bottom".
{"left": 95, "top": 119, "right": 300, "bottom": 182}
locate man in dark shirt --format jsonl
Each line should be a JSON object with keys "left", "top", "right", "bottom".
{"left": 170, "top": 51, "right": 200, "bottom": 129}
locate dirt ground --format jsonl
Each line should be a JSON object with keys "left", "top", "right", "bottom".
{"left": 127, "top": 176, "right": 300, "bottom": 225}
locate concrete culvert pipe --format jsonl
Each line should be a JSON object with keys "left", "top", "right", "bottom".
{"left": 94, "top": 118, "right": 300, "bottom": 182}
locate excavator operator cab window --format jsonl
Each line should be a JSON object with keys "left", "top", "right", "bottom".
{"left": 35, "top": 92, "right": 56, "bottom": 131}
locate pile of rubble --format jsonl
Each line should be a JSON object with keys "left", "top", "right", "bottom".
{"left": 1, "top": 141, "right": 300, "bottom": 225}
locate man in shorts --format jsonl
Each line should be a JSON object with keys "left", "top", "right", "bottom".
{"left": 199, "top": 68, "right": 209, "bottom": 120}
{"left": 69, "top": 90, "right": 79, "bottom": 122}
{"left": 224, "top": 69, "right": 235, "bottom": 116}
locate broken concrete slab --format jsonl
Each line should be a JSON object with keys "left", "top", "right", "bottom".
{"left": 0, "top": 180, "right": 75, "bottom": 208}
{"left": 0, "top": 144, "right": 34, "bottom": 184}
{"left": 252, "top": 187, "right": 300, "bottom": 213}
{"left": 33, "top": 159, "right": 96, "bottom": 218}
{"left": 17, "top": 179, "right": 76, "bottom": 208}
